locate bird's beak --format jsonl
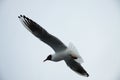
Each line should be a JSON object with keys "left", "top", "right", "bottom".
{"left": 43, "top": 59, "right": 47, "bottom": 62}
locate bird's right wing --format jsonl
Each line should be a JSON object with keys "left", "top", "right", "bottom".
{"left": 64, "top": 57, "right": 89, "bottom": 77}
{"left": 18, "top": 15, "right": 67, "bottom": 52}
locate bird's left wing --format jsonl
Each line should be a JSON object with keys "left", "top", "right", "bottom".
{"left": 18, "top": 15, "right": 67, "bottom": 52}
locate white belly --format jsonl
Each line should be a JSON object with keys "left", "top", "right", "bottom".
{"left": 52, "top": 53, "right": 66, "bottom": 62}
{"left": 52, "top": 49, "right": 69, "bottom": 62}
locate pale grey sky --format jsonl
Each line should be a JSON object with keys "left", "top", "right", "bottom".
{"left": 0, "top": 0, "right": 120, "bottom": 80}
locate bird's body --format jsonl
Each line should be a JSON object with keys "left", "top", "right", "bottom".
{"left": 51, "top": 43, "right": 83, "bottom": 62}
{"left": 18, "top": 15, "right": 89, "bottom": 77}
{"left": 51, "top": 50, "right": 68, "bottom": 62}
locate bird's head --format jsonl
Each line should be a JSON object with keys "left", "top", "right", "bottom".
{"left": 43, "top": 55, "right": 52, "bottom": 62}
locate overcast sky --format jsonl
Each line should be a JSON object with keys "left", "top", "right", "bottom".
{"left": 0, "top": 0, "right": 120, "bottom": 80}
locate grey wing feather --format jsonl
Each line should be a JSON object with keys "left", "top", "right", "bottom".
{"left": 18, "top": 15, "right": 67, "bottom": 52}
{"left": 65, "top": 57, "right": 89, "bottom": 77}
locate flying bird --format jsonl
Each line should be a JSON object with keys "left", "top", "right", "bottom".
{"left": 18, "top": 15, "right": 89, "bottom": 77}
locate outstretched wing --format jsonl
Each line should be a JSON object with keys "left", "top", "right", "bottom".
{"left": 18, "top": 15, "right": 67, "bottom": 52}
{"left": 65, "top": 57, "right": 89, "bottom": 77}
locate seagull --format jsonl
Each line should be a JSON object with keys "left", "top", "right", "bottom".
{"left": 18, "top": 15, "right": 89, "bottom": 77}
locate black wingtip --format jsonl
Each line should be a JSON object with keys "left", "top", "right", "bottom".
{"left": 20, "top": 15, "right": 22, "bottom": 17}
{"left": 18, "top": 16, "right": 20, "bottom": 18}
{"left": 18, "top": 15, "right": 27, "bottom": 19}
{"left": 18, "top": 15, "right": 23, "bottom": 18}
{"left": 23, "top": 15, "right": 25, "bottom": 18}
{"left": 84, "top": 73, "right": 89, "bottom": 77}
{"left": 87, "top": 73, "right": 89, "bottom": 77}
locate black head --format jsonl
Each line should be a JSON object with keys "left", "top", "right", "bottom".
{"left": 43, "top": 55, "right": 52, "bottom": 62}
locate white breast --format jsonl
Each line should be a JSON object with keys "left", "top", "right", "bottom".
{"left": 52, "top": 49, "right": 69, "bottom": 62}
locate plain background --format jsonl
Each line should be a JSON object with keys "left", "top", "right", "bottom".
{"left": 0, "top": 0, "right": 120, "bottom": 80}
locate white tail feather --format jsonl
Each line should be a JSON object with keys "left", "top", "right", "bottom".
{"left": 68, "top": 42, "right": 84, "bottom": 64}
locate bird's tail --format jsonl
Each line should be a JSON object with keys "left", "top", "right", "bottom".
{"left": 68, "top": 42, "right": 84, "bottom": 64}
